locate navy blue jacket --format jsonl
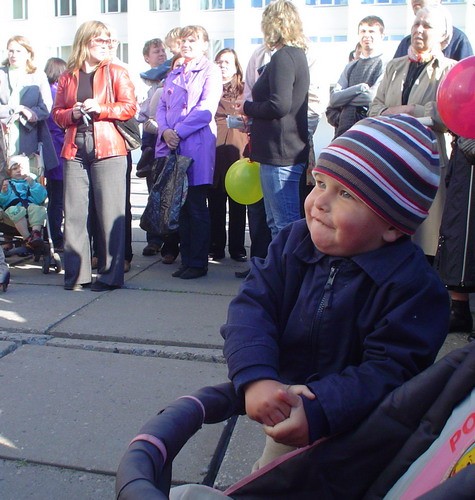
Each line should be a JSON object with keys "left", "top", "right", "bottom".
{"left": 221, "top": 219, "right": 449, "bottom": 442}
{"left": 394, "top": 27, "right": 473, "bottom": 61}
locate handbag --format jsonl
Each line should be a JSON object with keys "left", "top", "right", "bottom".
{"left": 115, "top": 117, "right": 141, "bottom": 151}
{"left": 105, "top": 65, "right": 141, "bottom": 151}
{"left": 139, "top": 150, "right": 193, "bottom": 235}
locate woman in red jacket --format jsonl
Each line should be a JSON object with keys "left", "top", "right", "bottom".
{"left": 52, "top": 20, "right": 137, "bottom": 291}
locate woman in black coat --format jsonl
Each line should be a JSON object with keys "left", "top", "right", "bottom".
{"left": 237, "top": 0, "right": 309, "bottom": 239}
{"left": 435, "top": 136, "right": 475, "bottom": 337}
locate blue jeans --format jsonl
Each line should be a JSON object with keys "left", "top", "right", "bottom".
{"left": 260, "top": 163, "right": 305, "bottom": 238}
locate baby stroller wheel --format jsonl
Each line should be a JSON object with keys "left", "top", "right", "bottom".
{"left": 53, "top": 253, "right": 62, "bottom": 274}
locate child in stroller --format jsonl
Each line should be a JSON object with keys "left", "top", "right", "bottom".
{"left": 0, "top": 154, "right": 47, "bottom": 251}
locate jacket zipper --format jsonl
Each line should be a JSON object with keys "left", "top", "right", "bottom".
{"left": 461, "top": 165, "right": 475, "bottom": 286}
{"left": 311, "top": 265, "right": 339, "bottom": 369}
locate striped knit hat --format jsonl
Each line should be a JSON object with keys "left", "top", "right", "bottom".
{"left": 313, "top": 114, "right": 440, "bottom": 235}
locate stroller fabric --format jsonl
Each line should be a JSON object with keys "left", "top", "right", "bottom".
{"left": 116, "top": 343, "right": 475, "bottom": 499}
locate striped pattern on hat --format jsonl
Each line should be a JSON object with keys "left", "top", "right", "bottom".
{"left": 313, "top": 114, "right": 440, "bottom": 235}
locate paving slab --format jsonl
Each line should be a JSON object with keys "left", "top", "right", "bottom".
{"left": 0, "top": 340, "right": 16, "bottom": 357}
{"left": 49, "top": 288, "right": 230, "bottom": 347}
{"left": 0, "top": 284, "right": 99, "bottom": 333}
{"left": 125, "top": 257, "right": 248, "bottom": 296}
{"left": 214, "top": 416, "right": 265, "bottom": 491}
{"left": 0, "top": 460, "right": 116, "bottom": 500}
{"left": 0, "top": 344, "right": 228, "bottom": 484}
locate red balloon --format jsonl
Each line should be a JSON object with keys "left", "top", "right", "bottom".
{"left": 437, "top": 56, "right": 475, "bottom": 138}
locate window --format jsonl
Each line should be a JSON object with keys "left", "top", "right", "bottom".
{"left": 115, "top": 42, "right": 129, "bottom": 63}
{"left": 309, "top": 35, "right": 347, "bottom": 42}
{"left": 55, "top": 0, "right": 76, "bottom": 16}
{"left": 13, "top": 0, "right": 28, "bottom": 19}
{"left": 101, "top": 0, "right": 128, "bottom": 13}
{"left": 201, "top": 0, "right": 234, "bottom": 8}
{"left": 251, "top": 0, "right": 272, "bottom": 6}
{"left": 361, "top": 0, "right": 405, "bottom": 4}
{"left": 388, "top": 34, "right": 404, "bottom": 41}
{"left": 251, "top": 37, "right": 264, "bottom": 45}
{"left": 306, "top": 0, "right": 348, "bottom": 4}
{"left": 149, "top": 0, "right": 180, "bottom": 10}
{"left": 211, "top": 38, "right": 235, "bottom": 55}
{"left": 57, "top": 45, "right": 72, "bottom": 61}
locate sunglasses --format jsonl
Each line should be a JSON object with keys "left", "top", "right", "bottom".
{"left": 90, "top": 38, "right": 112, "bottom": 47}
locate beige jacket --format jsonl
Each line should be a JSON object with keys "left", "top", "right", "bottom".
{"left": 369, "top": 55, "right": 457, "bottom": 256}
{"left": 369, "top": 55, "right": 456, "bottom": 167}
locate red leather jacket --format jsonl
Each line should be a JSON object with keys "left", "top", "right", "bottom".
{"left": 52, "top": 61, "right": 137, "bottom": 160}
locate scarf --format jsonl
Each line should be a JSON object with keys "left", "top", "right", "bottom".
{"left": 407, "top": 45, "right": 442, "bottom": 64}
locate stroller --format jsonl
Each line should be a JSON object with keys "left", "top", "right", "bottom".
{"left": 0, "top": 121, "right": 62, "bottom": 275}
{"left": 116, "top": 342, "right": 475, "bottom": 499}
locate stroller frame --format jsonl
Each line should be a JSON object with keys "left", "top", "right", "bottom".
{"left": 0, "top": 121, "right": 62, "bottom": 274}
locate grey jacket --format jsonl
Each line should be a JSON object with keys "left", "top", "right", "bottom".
{"left": 0, "top": 66, "right": 57, "bottom": 169}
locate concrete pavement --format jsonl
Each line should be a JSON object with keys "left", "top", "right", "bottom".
{"left": 0, "top": 171, "right": 470, "bottom": 499}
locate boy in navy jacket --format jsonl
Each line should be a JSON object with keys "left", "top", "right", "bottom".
{"left": 221, "top": 114, "right": 450, "bottom": 468}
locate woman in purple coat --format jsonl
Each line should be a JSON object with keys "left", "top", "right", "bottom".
{"left": 156, "top": 26, "right": 222, "bottom": 280}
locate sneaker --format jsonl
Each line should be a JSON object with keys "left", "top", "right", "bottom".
{"left": 142, "top": 243, "right": 161, "bottom": 256}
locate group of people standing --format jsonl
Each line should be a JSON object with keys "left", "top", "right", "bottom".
{"left": 0, "top": 0, "right": 474, "bottom": 339}
{"left": 326, "top": 0, "right": 475, "bottom": 338}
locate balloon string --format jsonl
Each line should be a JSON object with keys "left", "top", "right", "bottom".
{"left": 247, "top": 133, "right": 252, "bottom": 162}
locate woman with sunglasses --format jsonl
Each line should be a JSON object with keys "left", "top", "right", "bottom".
{"left": 52, "top": 20, "right": 137, "bottom": 291}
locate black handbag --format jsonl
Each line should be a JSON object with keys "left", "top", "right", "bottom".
{"left": 140, "top": 150, "right": 193, "bottom": 235}
{"left": 105, "top": 65, "right": 141, "bottom": 151}
{"left": 115, "top": 117, "right": 141, "bottom": 151}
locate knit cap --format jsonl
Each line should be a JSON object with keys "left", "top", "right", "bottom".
{"left": 313, "top": 114, "right": 440, "bottom": 235}
{"left": 7, "top": 154, "right": 30, "bottom": 173}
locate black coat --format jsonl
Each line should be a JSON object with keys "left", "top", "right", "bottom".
{"left": 244, "top": 45, "right": 309, "bottom": 166}
{"left": 435, "top": 142, "right": 475, "bottom": 291}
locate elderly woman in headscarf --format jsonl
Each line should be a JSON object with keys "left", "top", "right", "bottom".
{"left": 369, "top": 4, "right": 456, "bottom": 261}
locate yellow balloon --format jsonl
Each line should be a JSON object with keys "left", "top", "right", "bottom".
{"left": 225, "top": 158, "right": 263, "bottom": 205}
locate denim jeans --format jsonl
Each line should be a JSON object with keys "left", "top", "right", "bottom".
{"left": 259, "top": 163, "right": 305, "bottom": 238}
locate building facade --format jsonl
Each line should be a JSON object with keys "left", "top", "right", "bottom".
{"left": 1, "top": 0, "right": 473, "bottom": 86}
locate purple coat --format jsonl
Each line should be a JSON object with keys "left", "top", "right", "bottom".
{"left": 155, "top": 55, "right": 222, "bottom": 186}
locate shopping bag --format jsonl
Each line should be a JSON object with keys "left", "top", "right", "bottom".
{"left": 139, "top": 150, "right": 193, "bottom": 235}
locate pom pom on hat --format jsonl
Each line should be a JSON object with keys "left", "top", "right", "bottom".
{"left": 313, "top": 114, "right": 440, "bottom": 235}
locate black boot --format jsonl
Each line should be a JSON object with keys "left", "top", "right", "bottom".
{"left": 449, "top": 300, "right": 473, "bottom": 333}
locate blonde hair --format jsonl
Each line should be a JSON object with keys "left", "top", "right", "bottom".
{"left": 165, "top": 27, "right": 182, "bottom": 44}
{"left": 261, "top": 0, "right": 307, "bottom": 51}
{"left": 67, "top": 20, "right": 111, "bottom": 72}
{"left": 3, "top": 35, "right": 36, "bottom": 73}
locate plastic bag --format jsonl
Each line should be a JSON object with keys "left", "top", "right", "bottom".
{"left": 139, "top": 150, "right": 193, "bottom": 235}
